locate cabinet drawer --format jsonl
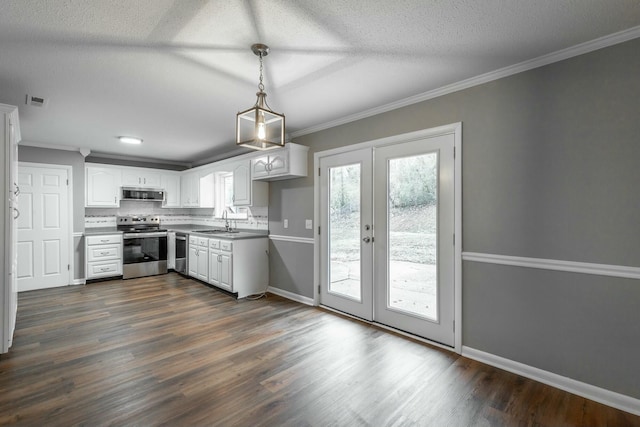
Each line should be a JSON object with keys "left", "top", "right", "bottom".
{"left": 220, "top": 241, "right": 232, "bottom": 252}
{"left": 198, "top": 237, "right": 208, "bottom": 247}
{"left": 87, "top": 261, "right": 122, "bottom": 279}
{"left": 189, "top": 235, "right": 197, "bottom": 245}
{"left": 209, "top": 239, "right": 220, "bottom": 249}
{"left": 87, "top": 234, "right": 121, "bottom": 245}
{"left": 87, "top": 244, "right": 121, "bottom": 262}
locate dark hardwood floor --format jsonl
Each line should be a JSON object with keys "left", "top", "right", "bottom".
{"left": 0, "top": 273, "right": 637, "bottom": 426}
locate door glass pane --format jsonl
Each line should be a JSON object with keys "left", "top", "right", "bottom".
{"left": 387, "top": 153, "right": 438, "bottom": 321}
{"left": 328, "top": 164, "right": 361, "bottom": 301}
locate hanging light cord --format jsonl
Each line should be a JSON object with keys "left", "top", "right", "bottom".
{"left": 258, "top": 52, "right": 265, "bottom": 93}
{"left": 255, "top": 51, "right": 274, "bottom": 111}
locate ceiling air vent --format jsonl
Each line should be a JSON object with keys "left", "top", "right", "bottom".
{"left": 25, "top": 94, "right": 48, "bottom": 108}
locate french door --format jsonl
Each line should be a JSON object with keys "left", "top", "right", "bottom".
{"left": 318, "top": 129, "right": 458, "bottom": 347}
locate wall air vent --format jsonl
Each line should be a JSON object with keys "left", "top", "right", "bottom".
{"left": 25, "top": 94, "right": 48, "bottom": 108}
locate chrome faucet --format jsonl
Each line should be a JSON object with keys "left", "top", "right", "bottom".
{"left": 223, "top": 210, "right": 230, "bottom": 231}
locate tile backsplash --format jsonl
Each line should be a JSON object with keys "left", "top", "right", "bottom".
{"left": 85, "top": 201, "right": 268, "bottom": 230}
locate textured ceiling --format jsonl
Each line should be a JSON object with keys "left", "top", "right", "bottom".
{"left": 1, "top": 0, "right": 639, "bottom": 165}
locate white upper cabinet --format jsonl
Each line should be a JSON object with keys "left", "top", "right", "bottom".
{"left": 181, "top": 167, "right": 214, "bottom": 208}
{"left": 199, "top": 168, "right": 215, "bottom": 208}
{"left": 252, "top": 143, "right": 308, "bottom": 181}
{"left": 181, "top": 171, "right": 199, "bottom": 207}
{"left": 161, "top": 173, "right": 180, "bottom": 208}
{"left": 86, "top": 166, "right": 121, "bottom": 207}
{"left": 121, "top": 168, "right": 161, "bottom": 187}
{"left": 232, "top": 160, "right": 268, "bottom": 207}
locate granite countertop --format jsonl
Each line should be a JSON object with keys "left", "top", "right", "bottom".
{"left": 83, "top": 225, "right": 268, "bottom": 240}
{"left": 171, "top": 226, "right": 268, "bottom": 240}
{"left": 84, "top": 227, "right": 122, "bottom": 236}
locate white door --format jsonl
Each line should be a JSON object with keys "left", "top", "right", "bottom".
{"left": 319, "top": 148, "right": 374, "bottom": 320}
{"left": 373, "top": 135, "right": 455, "bottom": 346}
{"left": 319, "top": 131, "right": 458, "bottom": 346}
{"left": 17, "top": 165, "right": 71, "bottom": 291}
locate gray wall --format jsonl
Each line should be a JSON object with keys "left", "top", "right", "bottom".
{"left": 18, "top": 146, "right": 86, "bottom": 280}
{"left": 18, "top": 146, "right": 85, "bottom": 232}
{"left": 269, "top": 38, "right": 640, "bottom": 399}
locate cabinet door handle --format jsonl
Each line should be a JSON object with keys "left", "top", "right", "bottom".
{"left": 14, "top": 183, "right": 20, "bottom": 197}
{"left": 13, "top": 208, "right": 20, "bottom": 219}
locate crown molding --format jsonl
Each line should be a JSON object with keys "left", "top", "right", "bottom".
{"left": 87, "top": 152, "right": 192, "bottom": 168}
{"left": 290, "top": 25, "right": 640, "bottom": 139}
{"left": 19, "top": 140, "right": 86, "bottom": 153}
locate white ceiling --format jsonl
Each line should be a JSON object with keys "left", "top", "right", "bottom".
{"left": 1, "top": 0, "right": 639, "bottom": 165}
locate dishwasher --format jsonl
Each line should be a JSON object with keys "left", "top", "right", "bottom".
{"left": 175, "top": 232, "right": 187, "bottom": 275}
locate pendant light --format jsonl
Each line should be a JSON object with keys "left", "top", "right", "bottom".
{"left": 236, "top": 44, "right": 285, "bottom": 150}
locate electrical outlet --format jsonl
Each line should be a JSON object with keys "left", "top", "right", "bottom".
{"left": 283, "top": 219, "right": 288, "bottom": 229}
{"left": 305, "top": 219, "right": 313, "bottom": 229}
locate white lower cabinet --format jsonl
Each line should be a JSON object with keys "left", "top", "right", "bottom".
{"left": 208, "top": 239, "right": 233, "bottom": 292}
{"left": 207, "top": 237, "right": 268, "bottom": 298}
{"left": 86, "top": 234, "right": 123, "bottom": 279}
{"left": 188, "top": 236, "right": 209, "bottom": 282}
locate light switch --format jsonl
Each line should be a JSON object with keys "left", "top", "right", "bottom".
{"left": 283, "top": 219, "right": 288, "bottom": 229}
{"left": 305, "top": 219, "right": 313, "bottom": 229}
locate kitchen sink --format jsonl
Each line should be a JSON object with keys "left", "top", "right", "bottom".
{"left": 194, "top": 229, "right": 239, "bottom": 234}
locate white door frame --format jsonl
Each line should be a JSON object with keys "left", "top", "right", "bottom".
{"left": 18, "top": 162, "right": 74, "bottom": 287}
{"left": 313, "top": 123, "right": 463, "bottom": 353}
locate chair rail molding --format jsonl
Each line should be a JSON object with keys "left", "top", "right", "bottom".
{"left": 462, "top": 252, "right": 640, "bottom": 280}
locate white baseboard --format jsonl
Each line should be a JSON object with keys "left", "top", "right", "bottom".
{"left": 462, "top": 346, "right": 640, "bottom": 416}
{"left": 72, "top": 279, "right": 86, "bottom": 285}
{"left": 267, "top": 286, "right": 315, "bottom": 306}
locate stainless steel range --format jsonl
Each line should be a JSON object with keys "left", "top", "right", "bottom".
{"left": 117, "top": 216, "right": 168, "bottom": 279}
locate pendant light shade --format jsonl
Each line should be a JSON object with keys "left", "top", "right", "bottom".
{"left": 236, "top": 44, "right": 285, "bottom": 150}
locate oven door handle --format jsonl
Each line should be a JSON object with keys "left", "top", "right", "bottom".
{"left": 123, "top": 232, "right": 168, "bottom": 239}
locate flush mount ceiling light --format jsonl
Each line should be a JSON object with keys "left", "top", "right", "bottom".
{"left": 119, "top": 136, "right": 143, "bottom": 145}
{"left": 236, "top": 43, "right": 285, "bottom": 150}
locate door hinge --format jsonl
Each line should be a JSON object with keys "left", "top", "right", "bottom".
{"left": 453, "top": 320, "right": 455, "bottom": 332}
{"left": 67, "top": 264, "right": 70, "bottom": 271}
{"left": 453, "top": 146, "right": 456, "bottom": 158}
{"left": 453, "top": 234, "right": 455, "bottom": 245}
{"left": 318, "top": 167, "right": 321, "bottom": 177}
{"left": 318, "top": 226, "right": 320, "bottom": 235}
{"left": 318, "top": 284, "right": 321, "bottom": 294}
{"left": 66, "top": 179, "right": 69, "bottom": 186}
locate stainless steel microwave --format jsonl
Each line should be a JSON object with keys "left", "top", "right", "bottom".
{"left": 121, "top": 187, "right": 165, "bottom": 201}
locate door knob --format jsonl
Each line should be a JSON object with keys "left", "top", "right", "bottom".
{"left": 362, "top": 237, "right": 371, "bottom": 243}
